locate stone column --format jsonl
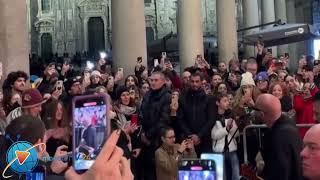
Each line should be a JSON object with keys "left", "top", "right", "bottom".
{"left": 275, "top": 0, "right": 288, "bottom": 55}
{"left": 242, "top": 0, "right": 260, "bottom": 57}
{"left": 286, "top": 0, "right": 298, "bottom": 71}
{"left": 216, "top": 0, "right": 238, "bottom": 65}
{"left": 111, "top": 0, "right": 147, "bottom": 76}
{"left": 177, "top": 0, "right": 204, "bottom": 72}
{"left": 261, "top": 0, "right": 277, "bottom": 56}
{"left": 0, "top": 0, "right": 29, "bottom": 84}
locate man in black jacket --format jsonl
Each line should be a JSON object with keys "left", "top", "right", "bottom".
{"left": 177, "top": 72, "right": 214, "bottom": 156}
{"left": 255, "top": 94, "right": 303, "bottom": 180}
{"left": 140, "top": 71, "right": 171, "bottom": 180}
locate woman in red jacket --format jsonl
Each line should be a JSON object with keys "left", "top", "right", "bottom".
{"left": 293, "top": 82, "right": 318, "bottom": 138}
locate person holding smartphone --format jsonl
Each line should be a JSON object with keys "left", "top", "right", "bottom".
{"left": 155, "top": 126, "right": 196, "bottom": 180}
{"left": 211, "top": 93, "right": 239, "bottom": 180}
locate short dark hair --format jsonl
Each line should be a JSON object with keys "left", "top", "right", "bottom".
{"left": 191, "top": 72, "right": 204, "bottom": 81}
{"left": 5, "top": 115, "right": 46, "bottom": 147}
{"left": 216, "top": 93, "right": 229, "bottom": 103}
{"left": 159, "top": 126, "right": 174, "bottom": 138}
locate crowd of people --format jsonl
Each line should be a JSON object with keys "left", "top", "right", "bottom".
{"left": 0, "top": 41, "right": 320, "bottom": 180}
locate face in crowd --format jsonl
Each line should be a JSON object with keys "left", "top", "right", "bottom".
{"left": 271, "top": 84, "right": 284, "bottom": 100}
{"left": 70, "top": 82, "right": 82, "bottom": 95}
{"left": 256, "top": 80, "right": 268, "bottom": 92}
{"left": 126, "top": 76, "right": 136, "bottom": 87}
{"left": 218, "top": 62, "right": 227, "bottom": 73}
{"left": 285, "top": 75, "right": 296, "bottom": 91}
{"left": 91, "top": 75, "right": 100, "bottom": 85}
{"left": 161, "top": 128, "right": 176, "bottom": 147}
{"left": 12, "top": 77, "right": 27, "bottom": 92}
{"left": 300, "top": 125, "right": 320, "bottom": 180}
{"left": 149, "top": 73, "right": 165, "bottom": 91}
{"left": 141, "top": 82, "right": 150, "bottom": 95}
{"left": 216, "top": 96, "right": 230, "bottom": 111}
{"left": 246, "top": 62, "right": 258, "bottom": 77}
{"left": 190, "top": 75, "right": 202, "bottom": 91}
{"left": 211, "top": 74, "right": 222, "bottom": 88}
{"left": 182, "top": 71, "right": 191, "bottom": 85}
{"left": 120, "top": 91, "right": 131, "bottom": 106}
{"left": 217, "top": 83, "right": 228, "bottom": 94}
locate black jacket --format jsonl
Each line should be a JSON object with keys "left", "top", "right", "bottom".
{"left": 262, "top": 115, "right": 303, "bottom": 180}
{"left": 140, "top": 86, "right": 171, "bottom": 141}
{"left": 177, "top": 89, "right": 214, "bottom": 139}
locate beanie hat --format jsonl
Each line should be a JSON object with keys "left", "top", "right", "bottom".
{"left": 255, "top": 71, "right": 269, "bottom": 82}
{"left": 91, "top": 70, "right": 101, "bottom": 77}
{"left": 115, "top": 86, "right": 130, "bottom": 100}
{"left": 22, "top": 88, "right": 46, "bottom": 108}
{"left": 64, "top": 76, "right": 82, "bottom": 92}
{"left": 241, "top": 72, "right": 255, "bottom": 87}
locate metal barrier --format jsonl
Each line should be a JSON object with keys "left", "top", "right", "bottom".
{"left": 242, "top": 123, "right": 316, "bottom": 164}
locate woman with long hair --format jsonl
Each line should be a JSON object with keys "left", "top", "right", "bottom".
{"left": 113, "top": 86, "right": 142, "bottom": 179}
{"left": 269, "top": 81, "right": 292, "bottom": 113}
{"left": 41, "top": 99, "right": 71, "bottom": 156}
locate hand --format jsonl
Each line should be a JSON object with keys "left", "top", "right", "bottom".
{"left": 123, "top": 123, "right": 138, "bottom": 134}
{"left": 65, "top": 130, "right": 134, "bottom": 180}
{"left": 186, "top": 139, "right": 194, "bottom": 150}
{"left": 178, "top": 140, "right": 188, "bottom": 153}
{"left": 170, "top": 101, "right": 179, "bottom": 112}
{"left": 98, "top": 58, "right": 106, "bottom": 66}
{"left": 51, "top": 145, "right": 69, "bottom": 174}
{"left": 226, "top": 119, "right": 233, "bottom": 132}
{"left": 52, "top": 89, "right": 62, "bottom": 100}
{"left": 132, "top": 148, "right": 141, "bottom": 158}
{"left": 189, "top": 134, "right": 201, "bottom": 145}
{"left": 43, "top": 93, "right": 52, "bottom": 100}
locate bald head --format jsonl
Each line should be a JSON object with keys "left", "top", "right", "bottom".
{"left": 255, "top": 94, "right": 282, "bottom": 127}
{"left": 301, "top": 124, "right": 320, "bottom": 180}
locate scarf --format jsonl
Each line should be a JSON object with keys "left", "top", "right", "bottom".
{"left": 114, "top": 104, "right": 136, "bottom": 128}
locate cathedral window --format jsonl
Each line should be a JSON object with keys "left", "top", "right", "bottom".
{"left": 41, "top": 0, "right": 50, "bottom": 12}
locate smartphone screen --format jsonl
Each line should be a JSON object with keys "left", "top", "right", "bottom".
{"left": 26, "top": 166, "right": 45, "bottom": 180}
{"left": 131, "top": 114, "right": 138, "bottom": 126}
{"left": 178, "top": 159, "right": 216, "bottom": 180}
{"left": 73, "top": 94, "right": 110, "bottom": 172}
{"left": 201, "top": 153, "right": 224, "bottom": 180}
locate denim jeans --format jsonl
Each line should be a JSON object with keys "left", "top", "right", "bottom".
{"left": 225, "top": 151, "right": 240, "bottom": 180}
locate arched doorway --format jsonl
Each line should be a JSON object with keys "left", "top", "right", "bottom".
{"left": 88, "top": 17, "right": 105, "bottom": 58}
{"left": 41, "top": 33, "right": 52, "bottom": 62}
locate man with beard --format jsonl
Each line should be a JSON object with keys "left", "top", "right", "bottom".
{"left": 2, "top": 71, "right": 28, "bottom": 114}
{"left": 178, "top": 72, "right": 214, "bottom": 155}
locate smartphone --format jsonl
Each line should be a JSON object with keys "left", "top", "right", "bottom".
{"left": 72, "top": 94, "right": 110, "bottom": 173}
{"left": 154, "top": 59, "right": 159, "bottom": 67}
{"left": 178, "top": 159, "right": 216, "bottom": 180}
{"left": 267, "top": 48, "right": 272, "bottom": 53}
{"left": 162, "top": 52, "right": 167, "bottom": 58}
{"left": 26, "top": 165, "right": 46, "bottom": 180}
{"left": 201, "top": 154, "right": 224, "bottom": 180}
{"left": 131, "top": 114, "right": 138, "bottom": 126}
{"left": 54, "top": 80, "right": 63, "bottom": 91}
{"left": 137, "top": 57, "right": 142, "bottom": 63}
{"left": 285, "top": 53, "right": 289, "bottom": 58}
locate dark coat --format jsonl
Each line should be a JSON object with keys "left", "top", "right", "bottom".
{"left": 140, "top": 86, "right": 171, "bottom": 142}
{"left": 177, "top": 89, "right": 214, "bottom": 139}
{"left": 262, "top": 115, "right": 303, "bottom": 180}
